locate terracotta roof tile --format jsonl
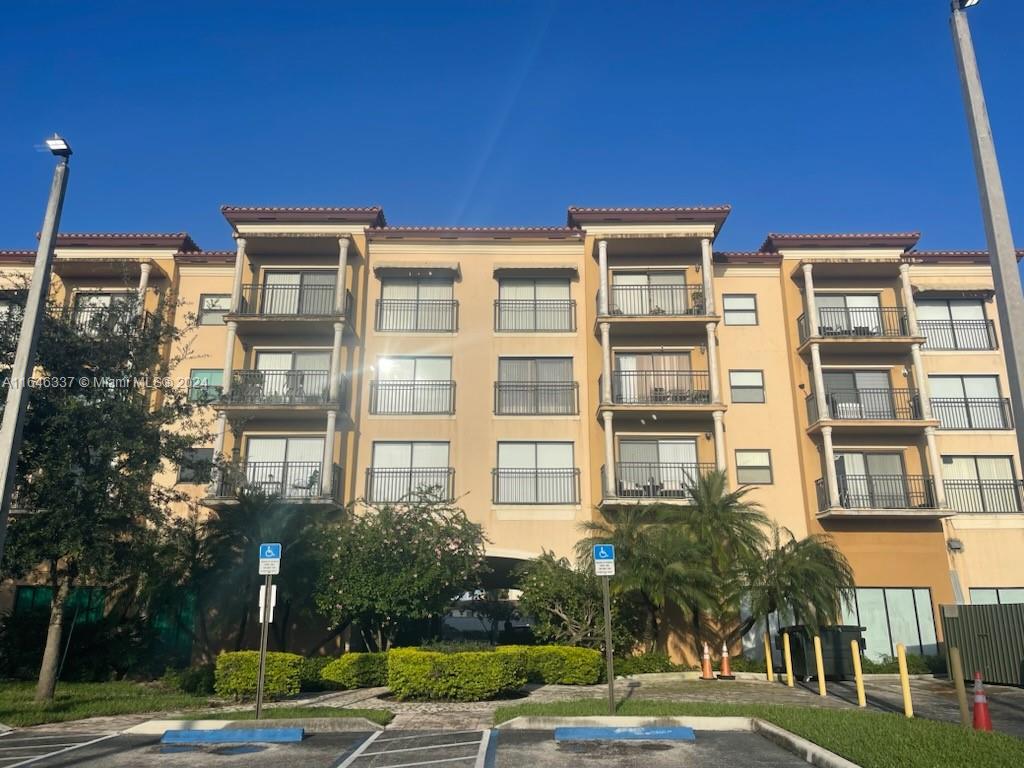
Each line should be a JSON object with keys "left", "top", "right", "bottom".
{"left": 369, "top": 226, "right": 580, "bottom": 239}
{"left": 567, "top": 205, "right": 731, "bottom": 228}
{"left": 761, "top": 232, "right": 920, "bottom": 252}
{"left": 221, "top": 206, "right": 386, "bottom": 227}
{"left": 55, "top": 233, "right": 201, "bottom": 251}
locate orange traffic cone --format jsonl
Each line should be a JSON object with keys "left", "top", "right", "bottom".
{"left": 700, "top": 641, "right": 715, "bottom": 680}
{"left": 972, "top": 671, "right": 992, "bottom": 732}
{"left": 718, "top": 642, "right": 735, "bottom": 680}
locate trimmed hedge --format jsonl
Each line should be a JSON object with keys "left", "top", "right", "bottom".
{"left": 387, "top": 648, "right": 526, "bottom": 701}
{"left": 214, "top": 651, "right": 303, "bottom": 699}
{"left": 321, "top": 652, "right": 388, "bottom": 689}
{"left": 497, "top": 645, "right": 602, "bottom": 685}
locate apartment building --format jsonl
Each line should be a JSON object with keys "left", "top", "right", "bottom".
{"left": 2, "top": 204, "right": 1022, "bottom": 661}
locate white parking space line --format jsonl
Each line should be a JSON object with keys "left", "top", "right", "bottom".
{"left": 3, "top": 733, "right": 118, "bottom": 768}
{"left": 367, "top": 757, "right": 476, "bottom": 768}
{"left": 375, "top": 730, "right": 482, "bottom": 743}
{"left": 336, "top": 730, "right": 383, "bottom": 768}
{"left": 0, "top": 744, "right": 85, "bottom": 752}
{"left": 362, "top": 739, "right": 482, "bottom": 757}
{"left": 473, "top": 731, "right": 491, "bottom": 768}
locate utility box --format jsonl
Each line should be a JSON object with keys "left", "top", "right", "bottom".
{"left": 941, "top": 603, "right": 1024, "bottom": 687}
{"left": 777, "top": 625, "right": 865, "bottom": 681}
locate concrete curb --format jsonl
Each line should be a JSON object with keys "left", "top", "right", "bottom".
{"left": 126, "top": 716, "right": 384, "bottom": 735}
{"left": 619, "top": 671, "right": 782, "bottom": 683}
{"left": 752, "top": 719, "right": 861, "bottom": 768}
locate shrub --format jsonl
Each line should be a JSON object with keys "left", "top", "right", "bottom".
{"left": 614, "top": 652, "right": 679, "bottom": 676}
{"left": 164, "top": 663, "right": 215, "bottom": 695}
{"left": 727, "top": 655, "right": 766, "bottom": 673}
{"left": 214, "top": 651, "right": 303, "bottom": 699}
{"left": 299, "top": 657, "right": 337, "bottom": 692}
{"left": 387, "top": 648, "right": 526, "bottom": 701}
{"left": 496, "top": 645, "right": 602, "bottom": 685}
{"left": 321, "top": 652, "right": 388, "bottom": 689}
{"left": 861, "top": 653, "right": 937, "bottom": 675}
{"left": 419, "top": 640, "right": 495, "bottom": 654}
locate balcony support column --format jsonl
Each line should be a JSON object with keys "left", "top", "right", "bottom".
{"left": 136, "top": 262, "right": 152, "bottom": 307}
{"left": 221, "top": 321, "right": 238, "bottom": 398}
{"left": 706, "top": 321, "right": 720, "bottom": 403}
{"left": 925, "top": 425, "right": 947, "bottom": 507}
{"left": 600, "top": 321, "right": 612, "bottom": 403}
{"left": 700, "top": 237, "right": 714, "bottom": 314}
{"left": 329, "top": 321, "right": 344, "bottom": 402}
{"left": 322, "top": 411, "right": 337, "bottom": 498}
{"left": 208, "top": 413, "right": 228, "bottom": 496}
{"left": 910, "top": 342, "right": 934, "bottom": 419}
{"left": 898, "top": 263, "right": 920, "bottom": 335}
{"left": 801, "top": 264, "right": 819, "bottom": 337}
{"left": 602, "top": 410, "right": 615, "bottom": 496}
{"left": 597, "top": 240, "right": 609, "bottom": 315}
{"left": 230, "top": 237, "right": 246, "bottom": 313}
{"left": 712, "top": 411, "right": 726, "bottom": 472}
{"left": 810, "top": 343, "right": 829, "bottom": 422}
{"left": 821, "top": 425, "right": 840, "bottom": 508}
{"left": 336, "top": 237, "right": 350, "bottom": 315}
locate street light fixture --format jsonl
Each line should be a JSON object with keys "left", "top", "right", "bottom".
{"left": 957, "top": 0, "right": 981, "bottom": 8}
{"left": 44, "top": 134, "right": 72, "bottom": 157}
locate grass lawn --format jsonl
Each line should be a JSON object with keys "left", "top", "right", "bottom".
{"left": 187, "top": 706, "right": 393, "bottom": 725}
{"left": 493, "top": 700, "right": 1024, "bottom": 768}
{"left": 0, "top": 681, "right": 208, "bottom": 727}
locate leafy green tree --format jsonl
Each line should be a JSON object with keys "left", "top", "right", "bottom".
{"left": 316, "top": 490, "right": 487, "bottom": 651}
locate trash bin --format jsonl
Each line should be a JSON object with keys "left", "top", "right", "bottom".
{"left": 776, "top": 625, "right": 865, "bottom": 681}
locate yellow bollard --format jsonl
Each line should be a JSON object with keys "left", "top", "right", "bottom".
{"left": 949, "top": 647, "right": 970, "bottom": 727}
{"left": 783, "top": 632, "right": 794, "bottom": 687}
{"left": 813, "top": 635, "right": 827, "bottom": 697}
{"left": 763, "top": 631, "right": 774, "bottom": 682}
{"left": 850, "top": 639, "right": 866, "bottom": 707}
{"left": 896, "top": 643, "right": 914, "bottom": 717}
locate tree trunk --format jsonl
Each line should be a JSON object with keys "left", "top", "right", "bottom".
{"left": 35, "top": 576, "right": 70, "bottom": 702}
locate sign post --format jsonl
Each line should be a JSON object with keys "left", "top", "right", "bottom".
{"left": 593, "top": 544, "right": 616, "bottom": 715}
{"left": 255, "top": 543, "right": 281, "bottom": 720}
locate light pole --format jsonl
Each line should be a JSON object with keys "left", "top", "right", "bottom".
{"left": 0, "top": 135, "right": 72, "bottom": 565}
{"left": 949, "top": 1, "right": 1024, "bottom": 464}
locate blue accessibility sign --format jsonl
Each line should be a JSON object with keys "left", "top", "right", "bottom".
{"left": 593, "top": 544, "right": 615, "bottom": 561}
{"left": 259, "top": 543, "right": 282, "bottom": 560}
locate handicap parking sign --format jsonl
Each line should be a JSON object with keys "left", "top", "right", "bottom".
{"left": 259, "top": 543, "right": 282, "bottom": 574}
{"left": 593, "top": 544, "right": 615, "bottom": 576}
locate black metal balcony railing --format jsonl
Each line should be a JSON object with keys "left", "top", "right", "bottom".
{"left": 68, "top": 306, "right": 147, "bottom": 337}
{"left": 494, "top": 299, "right": 576, "bottom": 332}
{"left": 945, "top": 480, "right": 1024, "bottom": 513}
{"left": 806, "top": 388, "right": 923, "bottom": 423}
{"left": 606, "top": 284, "right": 707, "bottom": 317}
{"left": 919, "top": 319, "right": 997, "bottom": 351}
{"left": 798, "top": 307, "right": 911, "bottom": 344}
{"left": 375, "top": 299, "right": 458, "bottom": 332}
{"left": 213, "top": 461, "right": 340, "bottom": 501}
{"left": 236, "top": 283, "right": 351, "bottom": 319}
{"left": 491, "top": 468, "right": 580, "bottom": 504}
{"left": 611, "top": 462, "right": 716, "bottom": 499}
{"left": 931, "top": 398, "right": 1012, "bottom": 430}
{"left": 365, "top": 467, "right": 455, "bottom": 503}
{"left": 612, "top": 371, "right": 711, "bottom": 405}
{"left": 494, "top": 382, "right": 579, "bottom": 415}
{"left": 224, "top": 370, "right": 333, "bottom": 406}
{"left": 815, "top": 474, "right": 938, "bottom": 511}
{"left": 369, "top": 380, "right": 455, "bottom": 414}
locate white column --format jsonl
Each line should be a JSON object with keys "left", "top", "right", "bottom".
{"left": 810, "top": 343, "right": 829, "bottom": 421}
{"left": 706, "top": 321, "right": 720, "bottom": 403}
{"left": 221, "top": 321, "right": 238, "bottom": 397}
{"left": 230, "top": 237, "right": 246, "bottom": 313}
{"left": 700, "top": 237, "right": 714, "bottom": 314}
{"left": 602, "top": 411, "right": 615, "bottom": 496}
{"left": 712, "top": 411, "right": 726, "bottom": 472}
{"left": 899, "top": 263, "right": 919, "bottom": 335}
{"left": 821, "top": 426, "right": 840, "bottom": 508}
{"left": 925, "top": 425, "right": 947, "bottom": 507}
{"left": 329, "top": 322, "right": 344, "bottom": 402}
{"left": 336, "top": 237, "right": 350, "bottom": 315}
{"left": 322, "top": 411, "right": 337, "bottom": 498}
{"left": 597, "top": 240, "right": 609, "bottom": 315}
{"left": 136, "top": 262, "right": 152, "bottom": 306}
{"left": 208, "top": 413, "right": 228, "bottom": 495}
{"left": 600, "top": 322, "right": 612, "bottom": 403}
{"left": 910, "top": 343, "right": 933, "bottom": 419}
{"left": 801, "top": 264, "right": 819, "bottom": 338}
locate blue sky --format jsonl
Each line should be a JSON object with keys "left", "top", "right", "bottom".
{"left": 1, "top": 1, "right": 1021, "bottom": 252}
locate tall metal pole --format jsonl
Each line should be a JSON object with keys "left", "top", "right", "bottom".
{"left": 255, "top": 573, "right": 272, "bottom": 720}
{"left": 950, "top": 2, "right": 1024, "bottom": 463}
{"left": 0, "top": 143, "right": 71, "bottom": 565}
{"left": 601, "top": 575, "right": 615, "bottom": 715}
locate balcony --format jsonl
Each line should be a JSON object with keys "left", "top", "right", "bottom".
{"left": 805, "top": 389, "right": 932, "bottom": 433}
{"left": 67, "top": 306, "right": 150, "bottom": 337}
{"left": 365, "top": 467, "right": 455, "bottom": 503}
{"left": 931, "top": 398, "right": 1013, "bottom": 430}
{"left": 946, "top": 480, "right": 1024, "bottom": 513}
{"left": 229, "top": 284, "right": 353, "bottom": 335}
{"left": 375, "top": 299, "right": 458, "bottom": 332}
{"left": 494, "top": 299, "right": 575, "bottom": 332}
{"left": 919, "top": 319, "right": 997, "bottom": 351}
{"left": 206, "top": 461, "right": 341, "bottom": 508}
{"left": 602, "top": 462, "right": 716, "bottom": 504}
{"left": 494, "top": 382, "right": 578, "bottom": 415}
{"left": 218, "top": 370, "right": 339, "bottom": 417}
{"left": 606, "top": 371, "right": 717, "bottom": 415}
{"left": 815, "top": 474, "right": 944, "bottom": 519}
{"left": 370, "top": 380, "right": 455, "bottom": 415}
{"left": 491, "top": 468, "right": 580, "bottom": 504}
{"left": 797, "top": 307, "right": 921, "bottom": 353}
{"left": 600, "top": 284, "right": 712, "bottom": 335}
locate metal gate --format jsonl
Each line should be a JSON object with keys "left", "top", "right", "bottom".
{"left": 940, "top": 603, "right": 1024, "bottom": 686}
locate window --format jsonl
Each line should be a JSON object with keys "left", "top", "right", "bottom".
{"left": 616, "top": 439, "right": 700, "bottom": 499}
{"left": 613, "top": 351, "right": 706, "bottom": 404}
{"left": 178, "top": 448, "right": 214, "bottom": 484}
{"left": 814, "top": 294, "right": 883, "bottom": 335}
{"left": 916, "top": 299, "right": 993, "bottom": 350}
{"left": 609, "top": 272, "right": 695, "bottom": 315}
{"left": 929, "top": 375, "right": 1008, "bottom": 430}
{"left": 841, "top": 587, "right": 937, "bottom": 661}
{"left": 494, "top": 442, "right": 577, "bottom": 504}
{"left": 496, "top": 278, "right": 573, "bottom": 331}
{"left": 969, "top": 587, "right": 1024, "bottom": 605}
{"left": 373, "top": 356, "right": 454, "bottom": 414}
{"left": 72, "top": 292, "right": 133, "bottom": 335}
{"left": 245, "top": 436, "right": 326, "bottom": 498}
{"left": 377, "top": 278, "right": 456, "bottom": 331}
{"left": 15, "top": 586, "right": 105, "bottom": 624}
{"left": 247, "top": 350, "right": 331, "bottom": 404}
{"left": 735, "top": 450, "right": 772, "bottom": 484}
{"left": 723, "top": 295, "right": 757, "bottom": 325}
{"left": 834, "top": 452, "right": 912, "bottom": 509}
{"left": 198, "top": 294, "right": 230, "bottom": 325}
{"left": 0, "top": 289, "right": 26, "bottom": 321}
{"left": 729, "top": 370, "right": 765, "bottom": 403}
{"left": 260, "top": 271, "right": 336, "bottom": 315}
{"left": 822, "top": 370, "right": 896, "bottom": 420}
{"left": 942, "top": 455, "right": 1019, "bottom": 513}
{"left": 369, "top": 441, "right": 452, "bottom": 502}
{"left": 497, "top": 357, "right": 576, "bottom": 414}
{"left": 188, "top": 369, "right": 223, "bottom": 402}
